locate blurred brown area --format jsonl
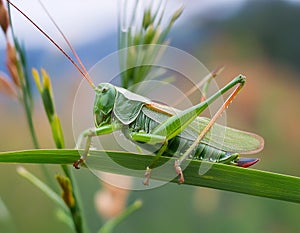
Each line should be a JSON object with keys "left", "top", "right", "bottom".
{"left": 199, "top": 1, "right": 300, "bottom": 177}
{"left": 208, "top": 38, "right": 300, "bottom": 176}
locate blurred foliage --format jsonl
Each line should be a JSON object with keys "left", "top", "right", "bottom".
{"left": 118, "top": 0, "right": 183, "bottom": 89}
{"left": 206, "top": 0, "right": 300, "bottom": 72}
{"left": 226, "top": 0, "right": 300, "bottom": 69}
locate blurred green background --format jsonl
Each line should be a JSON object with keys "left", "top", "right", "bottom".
{"left": 1, "top": 0, "right": 300, "bottom": 232}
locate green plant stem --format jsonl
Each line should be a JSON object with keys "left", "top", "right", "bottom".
{"left": 17, "top": 167, "right": 68, "bottom": 212}
{"left": 61, "top": 164, "right": 85, "bottom": 233}
{"left": 0, "top": 149, "right": 299, "bottom": 204}
{"left": 21, "top": 90, "right": 56, "bottom": 190}
{"left": 98, "top": 200, "right": 142, "bottom": 233}
{"left": 21, "top": 90, "right": 39, "bottom": 148}
{"left": 8, "top": 3, "right": 39, "bottom": 149}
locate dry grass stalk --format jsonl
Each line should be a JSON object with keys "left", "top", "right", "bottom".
{"left": 0, "top": 72, "right": 17, "bottom": 98}
{"left": 0, "top": 0, "right": 9, "bottom": 35}
{"left": 6, "top": 42, "right": 20, "bottom": 87}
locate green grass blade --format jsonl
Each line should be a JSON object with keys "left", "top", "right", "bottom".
{"left": 0, "top": 149, "right": 299, "bottom": 204}
{"left": 16, "top": 166, "right": 69, "bottom": 213}
{"left": 98, "top": 200, "right": 142, "bottom": 233}
{"left": 0, "top": 197, "right": 16, "bottom": 233}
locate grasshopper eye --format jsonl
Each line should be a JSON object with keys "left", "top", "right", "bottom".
{"left": 101, "top": 87, "right": 108, "bottom": 93}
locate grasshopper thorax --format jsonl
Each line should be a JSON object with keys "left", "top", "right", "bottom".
{"left": 93, "top": 83, "right": 116, "bottom": 127}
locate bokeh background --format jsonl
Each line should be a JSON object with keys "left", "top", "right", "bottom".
{"left": 1, "top": 0, "right": 300, "bottom": 232}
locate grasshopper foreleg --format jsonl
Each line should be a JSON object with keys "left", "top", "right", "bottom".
{"left": 73, "top": 124, "right": 119, "bottom": 169}
{"left": 73, "top": 128, "right": 96, "bottom": 169}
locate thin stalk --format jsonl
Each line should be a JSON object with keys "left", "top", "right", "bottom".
{"left": 61, "top": 164, "right": 86, "bottom": 233}
{"left": 98, "top": 200, "right": 142, "bottom": 233}
{"left": 8, "top": 3, "right": 39, "bottom": 149}
{"left": 21, "top": 87, "right": 39, "bottom": 148}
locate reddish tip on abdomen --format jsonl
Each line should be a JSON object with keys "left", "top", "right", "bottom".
{"left": 237, "top": 158, "right": 260, "bottom": 168}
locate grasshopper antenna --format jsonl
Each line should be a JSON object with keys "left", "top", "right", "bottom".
{"left": 37, "top": 0, "right": 95, "bottom": 88}
{"left": 6, "top": 0, "right": 96, "bottom": 89}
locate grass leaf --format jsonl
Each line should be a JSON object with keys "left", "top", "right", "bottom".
{"left": 16, "top": 166, "right": 69, "bottom": 213}
{"left": 1, "top": 149, "right": 299, "bottom": 204}
{"left": 98, "top": 200, "right": 142, "bottom": 233}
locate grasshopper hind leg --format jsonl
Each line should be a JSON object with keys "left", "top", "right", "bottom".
{"left": 173, "top": 77, "right": 246, "bottom": 183}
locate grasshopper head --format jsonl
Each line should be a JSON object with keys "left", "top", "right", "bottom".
{"left": 93, "top": 83, "right": 116, "bottom": 127}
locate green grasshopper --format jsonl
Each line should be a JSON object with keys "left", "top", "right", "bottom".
{"left": 73, "top": 75, "right": 264, "bottom": 184}
{"left": 8, "top": 1, "right": 264, "bottom": 185}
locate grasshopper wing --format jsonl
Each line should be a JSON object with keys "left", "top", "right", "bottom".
{"left": 113, "top": 86, "right": 150, "bottom": 125}
{"left": 143, "top": 102, "right": 264, "bottom": 154}
{"left": 185, "top": 117, "right": 264, "bottom": 154}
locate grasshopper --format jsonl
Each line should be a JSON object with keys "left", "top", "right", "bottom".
{"left": 73, "top": 75, "right": 264, "bottom": 184}
{"left": 8, "top": 1, "right": 264, "bottom": 185}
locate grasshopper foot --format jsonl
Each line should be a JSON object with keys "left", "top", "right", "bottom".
{"left": 174, "top": 160, "right": 184, "bottom": 184}
{"left": 143, "top": 167, "right": 151, "bottom": 185}
{"left": 73, "top": 158, "right": 84, "bottom": 169}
